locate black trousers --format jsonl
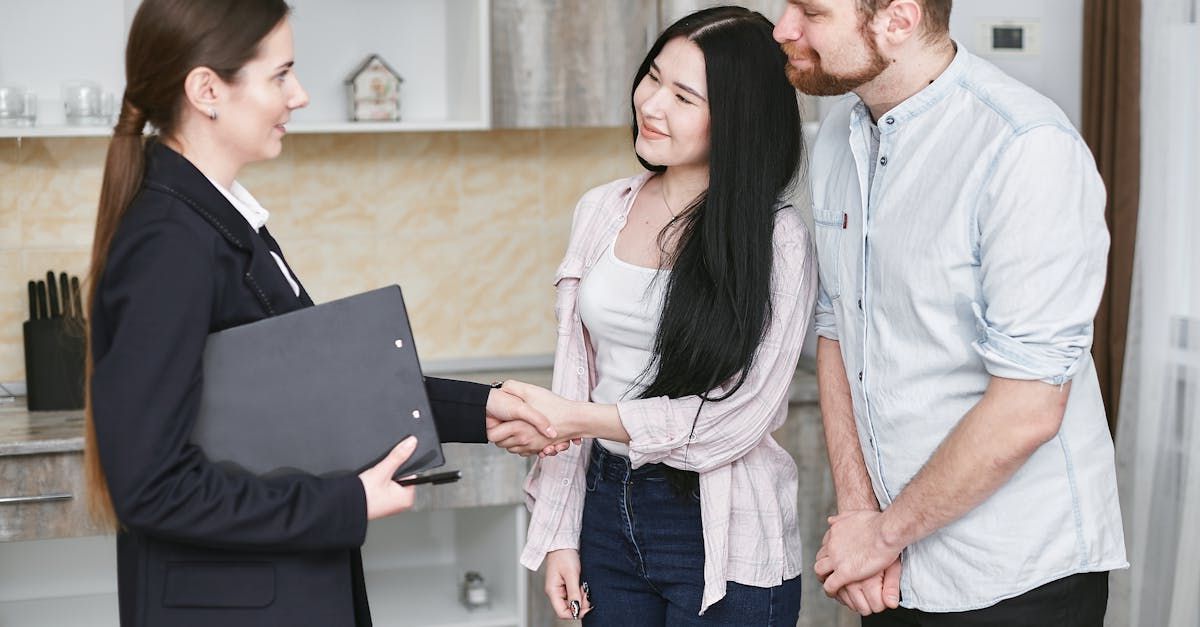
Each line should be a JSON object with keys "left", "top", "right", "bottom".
{"left": 862, "top": 572, "right": 1109, "bottom": 627}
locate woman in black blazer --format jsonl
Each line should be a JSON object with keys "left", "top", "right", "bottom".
{"left": 84, "top": 1, "right": 554, "bottom": 625}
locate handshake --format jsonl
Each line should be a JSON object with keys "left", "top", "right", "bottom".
{"left": 483, "top": 380, "right": 583, "bottom": 458}
{"left": 362, "top": 380, "right": 585, "bottom": 523}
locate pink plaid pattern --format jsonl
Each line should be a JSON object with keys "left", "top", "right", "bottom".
{"left": 520, "top": 173, "right": 817, "bottom": 613}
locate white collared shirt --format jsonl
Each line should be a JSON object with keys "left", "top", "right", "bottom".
{"left": 809, "top": 45, "right": 1127, "bottom": 611}
{"left": 205, "top": 177, "right": 301, "bottom": 297}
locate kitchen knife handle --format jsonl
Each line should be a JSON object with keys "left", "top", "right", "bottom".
{"left": 28, "top": 281, "right": 37, "bottom": 321}
{"left": 71, "top": 276, "right": 84, "bottom": 319}
{"left": 46, "top": 271, "right": 60, "bottom": 318}
{"left": 35, "top": 281, "right": 48, "bottom": 321}
{"left": 59, "top": 272, "right": 71, "bottom": 319}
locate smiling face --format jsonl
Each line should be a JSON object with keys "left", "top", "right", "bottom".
{"left": 215, "top": 18, "right": 309, "bottom": 164}
{"left": 774, "top": 0, "right": 890, "bottom": 96}
{"left": 632, "top": 37, "right": 712, "bottom": 169}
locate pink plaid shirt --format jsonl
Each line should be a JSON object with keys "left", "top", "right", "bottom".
{"left": 521, "top": 173, "right": 818, "bottom": 612}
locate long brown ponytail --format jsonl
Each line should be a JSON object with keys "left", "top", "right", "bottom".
{"left": 83, "top": 98, "right": 149, "bottom": 528}
{"left": 84, "top": 0, "right": 290, "bottom": 528}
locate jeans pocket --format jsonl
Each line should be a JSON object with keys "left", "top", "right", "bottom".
{"left": 812, "top": 207, "right": 844, "bottom": 300}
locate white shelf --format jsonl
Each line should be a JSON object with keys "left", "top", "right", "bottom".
{"left": 0, "top": 505, "right": 526, "bottom": 627}
{"left": 0, "top": 0, "right": 491, "bottom": 140}
{"left": 287, "top": 119, "right": 490, "bottom": 134}
{"left": 0, "top": 120, "right": 490, "bottom": 140}
{"left": 0, "top": 126, "right": 112, "bottom": 139}
{"left": 360, "top": 504, "right": 527, "bottom": 627}
{"left": 364, "top": 566, "right": 519, "bottom": 627}
{"left": 0, "top": 569, "right": 519, "bottom": 627}
{"left": 0, "top": 592, "right": 119, "bottom": 627}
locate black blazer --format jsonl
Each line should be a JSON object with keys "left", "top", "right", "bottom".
{"left": 90, "top": 141, "right": 489, "bottom": 627}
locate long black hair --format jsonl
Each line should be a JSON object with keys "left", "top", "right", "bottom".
{"left": 630, "top": 7, "right": 802, "bottom": 492}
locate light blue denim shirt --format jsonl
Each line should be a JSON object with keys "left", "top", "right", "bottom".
{"left": 809, "top": 46, "right": 1127, "bottom": 612}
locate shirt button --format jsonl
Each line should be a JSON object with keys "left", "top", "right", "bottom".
{"left": 879, "top": 156, "right": 888, "bottom": 166}
{"left": 858, "top": 371, "right": 864, "bottom": 381}
{"left": 617, "top": 215, "right": 626, "bottom": 223}
{"left": 858, "top": 299, "right": 863, "bottom": 310}
{"left": 885, "top": 116, "right": 895, "bottom": 125}
{"left": 577, "top": 366, "right": 585, "bottom": 375}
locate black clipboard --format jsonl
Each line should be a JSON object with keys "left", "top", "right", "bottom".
{"left": 190, "top": 285, "right": 444, "bottom": 479}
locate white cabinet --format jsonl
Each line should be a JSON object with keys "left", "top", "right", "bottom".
{"left": 286, "top": 0, "right": 490, "bottom": 133}
{"left": 0, "top": 530, "right": 120, "bottom": 627}
{"left": 0, "top": 504, "right": 527, "bottom": 627}
{"left": 362, "top": 505, "right": 528, "bottom": 627}
{"left": 0, "top": 0, "right": 491, "bottom": 138}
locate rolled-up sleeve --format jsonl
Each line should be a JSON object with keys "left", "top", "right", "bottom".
{"left": 813, "top": 280, "right": 839, "bottom": 341}
{"left": 616, "top": 220, "right": 818, "bottom": 471}
{"left": 972, "top": 125, "right": 1110, "bottom": 385}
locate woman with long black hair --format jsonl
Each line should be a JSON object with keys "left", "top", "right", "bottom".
{"left": 489, "top": 6, "right": 817, "bottom": 624}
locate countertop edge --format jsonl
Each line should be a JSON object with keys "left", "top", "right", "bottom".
{"left": 1, "top": 365, "right": 817, "bottom": 457}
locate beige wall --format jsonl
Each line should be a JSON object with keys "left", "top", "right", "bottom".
{"left": 0, "top": 128, "right": 640, "bottom": 382}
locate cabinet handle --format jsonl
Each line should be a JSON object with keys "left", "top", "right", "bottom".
{"left": 0, "top": 493, "right": 73, "bottom": 505}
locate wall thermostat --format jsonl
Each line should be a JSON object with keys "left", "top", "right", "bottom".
{"left": 976, "top": 19, "right": 1041, "bottom": 56}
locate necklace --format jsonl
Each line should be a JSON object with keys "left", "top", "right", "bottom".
{"left": 660, "top": 179, "right": 680, "bottom": 218}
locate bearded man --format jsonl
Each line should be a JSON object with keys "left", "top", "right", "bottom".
{"left": 774, "top": 1, "right": 1128, "bottom": 624}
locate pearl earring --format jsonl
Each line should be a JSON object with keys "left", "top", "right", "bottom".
{"left": 208, "top": 108, "right": 218, "bottom": 121}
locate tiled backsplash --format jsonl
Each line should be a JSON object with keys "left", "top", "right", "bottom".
{"left": 0, "top": 128, "right": 641, "bottom": 381}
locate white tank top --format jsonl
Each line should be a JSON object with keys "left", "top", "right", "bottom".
{"left": 576, "top": 242, "right": 669, "bottom": 456}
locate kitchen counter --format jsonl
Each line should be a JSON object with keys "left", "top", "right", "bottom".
{"left": 1, "top": 365, "right": 819, "bottom": 535}
{"left": 0, "top": 405, "right": 86, "bottom": 457}
{"left": 0, "top": 364, "right": 818, "bottom": 459}
{"left": 1, "top": 363, "right": 844, "bottom": 626}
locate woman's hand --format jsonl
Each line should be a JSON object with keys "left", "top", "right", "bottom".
{"left": 500, "top": 380, "right": 584, "bottom": 440}
{"left": 485, "top": 387, "right": 570, "bottom": 457}
{"left": 485, "top": 387, "right": 559, "bottom": 438}
{"left": 502, "top": 380, "right": 628, "bottom": 444}
{"left": 544, "top": 549, "right": 592, "bottom": 620}
{"left": 487, "top": 415, "right": 571, "bottom": 457}
{"left": 359, "top": 436, "right": 418, "bottom": 520}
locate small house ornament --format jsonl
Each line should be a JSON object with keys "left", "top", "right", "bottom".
{"left": 345, "top": 54, "right": 404, "bottom": 122}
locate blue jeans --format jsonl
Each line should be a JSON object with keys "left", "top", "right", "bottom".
{"left": 579, "top": 442, "right": 801, "bottom": 626}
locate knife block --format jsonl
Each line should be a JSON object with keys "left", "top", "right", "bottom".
{"left": 22, "top": 317, "right": 86, "bottom": 411}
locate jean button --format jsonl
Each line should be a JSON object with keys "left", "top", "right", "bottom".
{"left": 885, "top": 116, "right": 895, "bottom": 125}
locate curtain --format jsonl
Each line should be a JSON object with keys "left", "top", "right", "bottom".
{"left": 1108, "top": 1, "right": 1200, "bottom": 625}
{"left": 1083, "top": 0, "right": 1141, "bottom": 433}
